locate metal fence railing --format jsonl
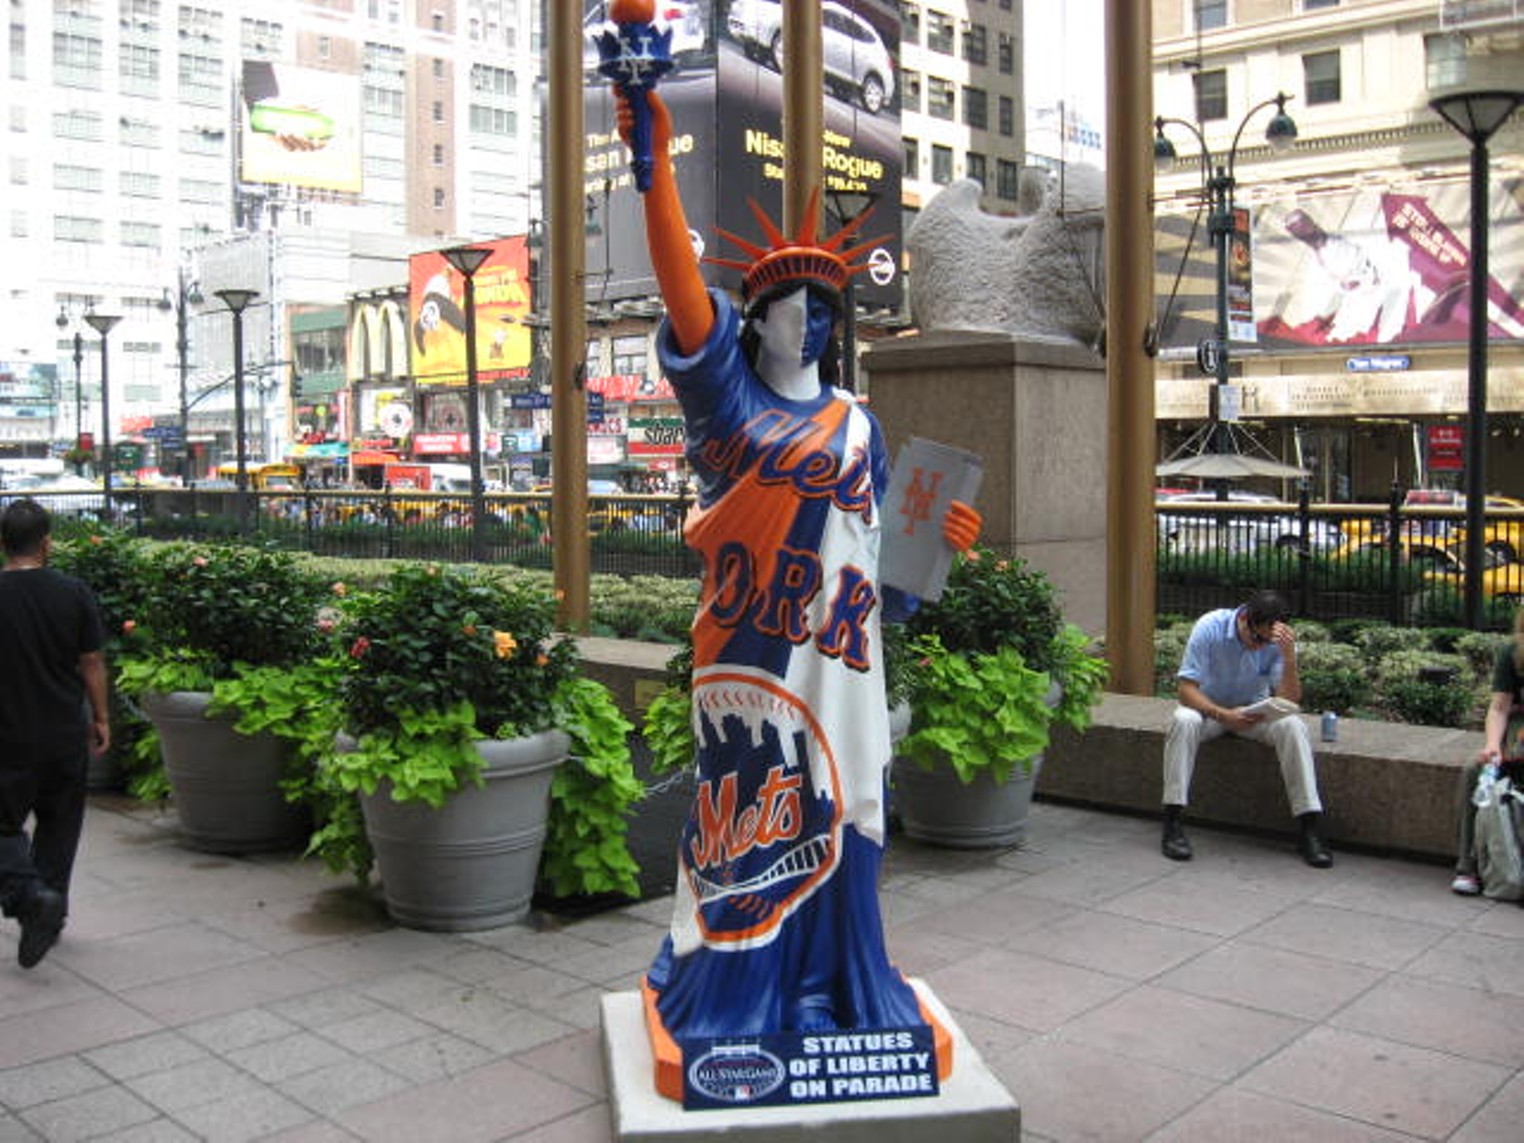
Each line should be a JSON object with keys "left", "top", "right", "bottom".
{"left": 12, "top": 482, "right": 1523, "bottom": 628}
{"left": 1156, "top": 488, "right": 1524, "bottom": 629}
{"left": 15, "top": 485, "right": 703, "bottom": 580}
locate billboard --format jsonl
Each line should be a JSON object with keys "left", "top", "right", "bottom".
{"left": 408, "top": 236, "right": 534, "bottom": 386}
{"left": 1154, "top": 175, "right": 1524, "bottom": 355}
{"left": 580, "top": 1, "right": 903, "bottom": 309}
{"left": 239, "top": 62, "right": 362, "bottom": 193}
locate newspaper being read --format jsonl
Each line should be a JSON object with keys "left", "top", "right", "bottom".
{"left": 1243, "top": 696, "right": 1301, "bottom": 722}
{"left": 879, "top": 437, "right": 983, "bottom": 602}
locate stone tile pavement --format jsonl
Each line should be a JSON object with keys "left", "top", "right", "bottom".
{"left": 2, "top": 793, "right": 1522, "bottom": 1141}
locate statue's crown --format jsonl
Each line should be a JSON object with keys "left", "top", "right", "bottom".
{"left": 709, "top": 189, "right": 880, "bottom": 314}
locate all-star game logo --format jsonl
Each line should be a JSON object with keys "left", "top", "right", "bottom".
{"left": 686, "top": 1041, "right": 787, "bottom": 1106}
{"left": 684, "top": 671, "right": 842, "bottom": 948}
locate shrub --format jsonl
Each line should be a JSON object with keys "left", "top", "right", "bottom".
{"left": 1357, "top": 626, "right": 1430, "bottom": 660}
{"left": 1295, "top": 642, "right": 1371, "bottom": 715}
{"left": 905, "top": 548, "right": 1061, "bottom": 669}
{"left": 1383, "top": 676, "right": 1478, "bottom": 728}
{"left": 1454, "top": 631, "right": 1512, "bottom": 681}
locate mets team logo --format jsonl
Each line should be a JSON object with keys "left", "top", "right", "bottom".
{"left": 684, "top": 671, "right": 843, "bottom": 948}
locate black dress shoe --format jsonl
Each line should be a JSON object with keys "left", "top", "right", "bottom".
{"left": 17, "top": 886, "right": 65, "bottom": 969}
{"left": 1297, "top": 813, "right": 1333, "bottom": 869}
{"left": 1162, "top": 807, "right": 1193, "bottom": 861}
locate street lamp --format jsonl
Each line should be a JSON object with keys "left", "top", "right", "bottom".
{"left": 440, "top": 245, "right": 492, "bottom": 562}
{"left": 159, "top": 270, "right": 203, "bottom": 481}
{"left": 1154, "top": 94, "right": 1298, "bottom": 469}
{"left": 213, "top": 288, "right": 259, "bottom": 523}
{"left": 823, "top": 189, "right": 879, "bottom": 393}
{"left": 55, "top": 308, "right": 86, "bottom": 471}
{"left": 83, "top": 311, "right": 122, "bottom": 514}
{"left": 1429, "top": 88, "right": 1524, "bottom": 630}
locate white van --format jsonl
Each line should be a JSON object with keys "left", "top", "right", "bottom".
{"left": 425, "top": 463, "right": 475, "bottom": 494}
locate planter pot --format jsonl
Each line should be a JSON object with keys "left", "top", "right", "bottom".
{"left": 890, "top": 753, "right": 1044, "bottom": 849}
{"left": 360, "top": 728, "right": 570, "bottom": 932}
{"left": 141, "top": 691, "right": 309, "bottom": 854}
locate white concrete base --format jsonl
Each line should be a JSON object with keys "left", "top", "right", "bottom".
{"left": 599, "top": 980, "right": 1020, "bottom": 1142}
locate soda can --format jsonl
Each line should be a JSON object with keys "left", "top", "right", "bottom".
{"left": 1321, "top": 711, "right": 1338, "bottom": 743}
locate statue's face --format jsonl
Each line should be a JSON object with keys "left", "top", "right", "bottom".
{"left": 752, "top": 286, "right": 834, "bottom": 368}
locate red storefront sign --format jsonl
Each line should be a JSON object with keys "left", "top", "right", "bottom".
{"left": 1427, "top": 424, "right": 1464, "bottom": 472}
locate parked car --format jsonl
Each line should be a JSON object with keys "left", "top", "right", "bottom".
{"left": 1155, "top": 492, "right": 1344, "bottom": 554}
{"left": 727, "top": 0, "right": 895, "bottom": 114}
{"left": 1338, "top": 537, "right": 1524, "bottom": 606}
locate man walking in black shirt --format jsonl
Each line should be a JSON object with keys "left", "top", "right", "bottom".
{"left": 0, "top": 499, "right": 109, "bottom": 968}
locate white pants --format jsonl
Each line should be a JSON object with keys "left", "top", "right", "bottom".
{"left": 1163, "top": 707, "right": 1323, "bottom": 818}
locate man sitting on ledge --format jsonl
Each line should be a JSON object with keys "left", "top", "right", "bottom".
{"left": 1163, "top": 589, "right": 1332, "bottom": 868}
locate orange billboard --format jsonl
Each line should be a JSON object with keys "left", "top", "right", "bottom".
{"left": 239, "top": 62, "right": 362, "bottom": 193}
{"left": 408, "top": 236, "right": 534, "bottom": 386}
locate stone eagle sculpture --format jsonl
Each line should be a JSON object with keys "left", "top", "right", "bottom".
{"left": 906, "top": 166, "right": 1106, "bottom": 349}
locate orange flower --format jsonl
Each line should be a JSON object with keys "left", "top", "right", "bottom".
{"left": 492, "top": 630, "right": 517, "bottom": 659}
{"left": 331, "top": 581, "right": 348, "bottom": 597}
{"left": 192, "top": 555, "right": 209, "bottom": 567}
{"left": 122, "top": 619, "right": 137, "bottom": 634}
{"left": 89, "top": 535, "right": 103, "bottom": 545}
{"left": 535, "top": 653, "right": 549, "bottom": 667}
{"left": 462, "top": 623, "right": 478, "bottom": 637}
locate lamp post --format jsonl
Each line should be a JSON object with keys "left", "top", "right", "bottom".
{"left": 823, "top": 189, "right": 879, "bottom": 392}
{"left": 213, "top": 288, "right": 259, "bottom": 525}
{"left": 1429, "top": 88, "right": 1524, "bottom": 630}
{"left": 1154, "top": 94, "right": 1298, "bottom": 476}
{"left": 440, "top": 245, "right": 492, "bottom": 562}
{"left": 83, "top": 312, "right": 122, "bottom": 515}
{"left": 160, "top": 270, "right": 202, "bottom": 481}
{"left": 55, "top": 309, "right": 87, "bottom": 472}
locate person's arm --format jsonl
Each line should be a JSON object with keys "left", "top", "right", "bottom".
{"left": 1178, "top": 677, "right": 1260, "bottom": 733}
{"left": 616, "top": 91, "right": 712, "bottom": 355}
{"left": 1481, "top": 689, "right": 1511, "bottom": 763}
{"left": 1270, "top": 621, "right": 1302, "bottom": 704}
{"left": 78, "top": 650, "right": 110, "bottom": 757}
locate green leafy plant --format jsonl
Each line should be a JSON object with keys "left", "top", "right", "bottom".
{"left": 895, "top": 549, "right": 1108, "bottom": 784}
{"left": 314, "top": 562, "right": 642, "bottom": 899}
{"left": 1294, "top": 641, "right": 1372, "bottom": 715}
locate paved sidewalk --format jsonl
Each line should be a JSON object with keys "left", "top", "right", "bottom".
{"left": 2, "top": 794, "right": 1523, "bottom": 1142}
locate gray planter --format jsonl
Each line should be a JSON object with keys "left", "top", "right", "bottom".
{"left": 360, "top": 728, "right": 570, "bottom": 931}
{"left": 142, "top": 690, "right": 309, "bottom": 854}
{"left": 890, "top": 753, "right": 1044, "bottom": 848}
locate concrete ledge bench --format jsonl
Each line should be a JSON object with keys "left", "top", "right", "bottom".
{"left": 577, "top": 639, "right": 1482, "bottom": 862}
{"left": 1039, "top": 693, "right": 1483, "bottom": 861}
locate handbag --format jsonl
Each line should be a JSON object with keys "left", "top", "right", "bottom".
{"left": 1474, "top": 771, "right": 1524, "bottom": 901}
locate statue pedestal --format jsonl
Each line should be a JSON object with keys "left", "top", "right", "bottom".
{"left": 864, "top": 331, "right": 1108, "bottom": 634}
{"left": 599, "top": 980, "right": 1019, "bottom": 1142}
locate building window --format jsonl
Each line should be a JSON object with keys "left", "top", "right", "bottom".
{"left": 1194, "top": 68, "right": 1227, "bottom": 121}
{"left": 120, "top": 43, "right": 159, "bottom": 86}
{"left": 931, "top": 144, "right": 953, "bottom": 185}
{"left": 431, "top": 11, "right": 444, "bottom": 32}
{"left": 928, "top": 76, "right": 955, "bottom": 121}
{"left": 471, "top": 64, "right": 515, "bottom": 96}
{"left": 901, "top": 3, "right": 919, "bottom": 45}
{"left": 966, "top": 151, "right": 987, "bottom": 188}
{"left": 432, "top": 57, "right": 444, "bottom": 78}
{"left": 996, "top": 158, "right": 1019, "bottom": 201}
{"left": 433, "top": 187, "right": 445, "bottom": 208}
{"left": 468, "top": 105, "right": 515, "bottom": 135}
{"left": 613, "top": 335, "right": 647, "bottom": 377}
{"left": 119, "top": 170, "right": 160, "bottom": 197}
{"left": 54, "top": 164, "right": 101, "bottom": 192}
{"left": 901, "top": 68, "right": 921, "bottom": 114}
{"left": 1194, "top": 0, "right": 1227, "bottom": 31}
{"left": 432, "top": 143, "right": 444, "bottom": 165}
{"left": 963, "top": 86, "right": 988, "bottom": 130}
{"left": 926, "top": 10, "right": 954, "bottom": 54}
{"left": 318, "top": 36, "right": 331, "bottom": 58}
{"left": 432, "top": 100, "right": 444, "bottom": 123}
{"left": 121, "top": 220, "right": 161, "bottom": 248}
{"left": 1303, "top": 0, "right": 1338, "bottom": 8}
{"left": 963, "top": 23, "right": 987, "bottom": 66}
{"left": 54, "top": 108, "right": 101, "bottom": 141}
{"left": 55, "top": 215, "right": 103, "bottom": 243}
{"left": 1304, "top": 49, "right": 1341, "bottom": 104}
{"left": 997, "top": 32, "right": 1014, "bottom": 75}
{"left": 53, "top": 32, "right": 103, "bottom": 88}
{"left": 903, "top": 136, "right": 919, "bottom": 179}
{"left": 998, "top": 94, "right": 1014, "bottom": 136}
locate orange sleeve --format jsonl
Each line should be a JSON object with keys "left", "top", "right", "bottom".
{"left": 620, "top": 91, "right": 713, "bottom": 355}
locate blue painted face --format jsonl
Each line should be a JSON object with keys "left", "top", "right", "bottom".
{"left": 800, "top": 290, "right": 835, "bottom": 365}
{"left": 754, "top": 287, "right": 837, "bottom": 368}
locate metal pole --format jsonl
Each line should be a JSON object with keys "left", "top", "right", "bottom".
{"left": 1104, "top": 0, "right": 1157, "bottom": 695}
{"left": 550, "top": 0, "right": 589, "bottom": 630}
{"left": 231, "top": 310, "right": 247, "bottom": 499}
{"left": 1462, "top": 135, "right": 1488, "bottom": 630}
{"left": 462, "top": 270, "right": 488, "bottom": 561}
{"left": 83, "top": 313, "right": 121, "bottom": 516}
{"left": 72, "top": 333, "right": 83, "bottom": 473}
{"left": 782, "top": 0, "right": 823, "bottom": 231}
{"left": 177, "top": 281, "right": 191, "bottom": 483}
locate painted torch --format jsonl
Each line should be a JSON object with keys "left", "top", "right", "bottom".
{"left": 595, "top": 0, "right": 675, "bottom": 193}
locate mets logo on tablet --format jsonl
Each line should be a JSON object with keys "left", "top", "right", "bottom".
{"left": 683, "top": 672, "right": 843, "bottom": 948}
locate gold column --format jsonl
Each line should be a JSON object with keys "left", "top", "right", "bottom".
{"left": 1104, "top": 0, "right": 1157, "bottom": 693}
{"left": 548, "top": 0, "right": 590, "bottom": 630}
{"left": 781, "top": 0, "right": 824, "bottom": 230}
